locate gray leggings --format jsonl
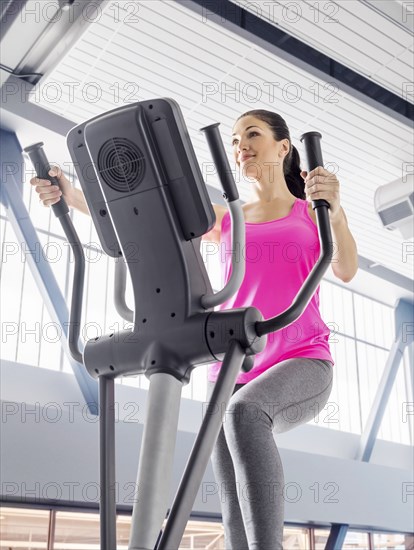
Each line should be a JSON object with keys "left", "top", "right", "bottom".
{"left": 206, "top": 357, "right": 334, "bottom": 550}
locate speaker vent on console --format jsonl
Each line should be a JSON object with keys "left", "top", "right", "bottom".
{"left": 97, "top": 138, "right": 145, "bottom": 192}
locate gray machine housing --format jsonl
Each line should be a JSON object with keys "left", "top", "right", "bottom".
{"left": 67, "top": 97, "right": 216, "bottom": 255}
{"left": 66, "top": 98, "right": 264, "bottom": 383}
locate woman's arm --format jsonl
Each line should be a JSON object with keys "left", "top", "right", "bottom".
{"left": 67, "top": 187, "right": 90, "bottom": 216}
{"left": 304, "top": 167, "right": 358, "bottom": 284}
{"left": 329, "top": 207, "right": 358, "bottom": 283}
{"left": 202, "top": 203, "right": 227, "bottom": 244}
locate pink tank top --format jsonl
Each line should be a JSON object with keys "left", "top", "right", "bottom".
{"left": 207, "top": 197, "right": 334, "bottom": 384}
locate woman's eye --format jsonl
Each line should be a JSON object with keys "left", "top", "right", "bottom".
{"left": 232, "top": 132, "right": 258, "bottom": 146}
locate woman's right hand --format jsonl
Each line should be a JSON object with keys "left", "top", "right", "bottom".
{"left": 30, "top": 165, "right": 73, "bottom": 208}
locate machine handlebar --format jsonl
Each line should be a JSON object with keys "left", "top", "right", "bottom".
{"left": 255, "top": 131, "right": 333, "bottom": 337}
{"left": 23, "top": 143, "right": 85, "bottom": 364}
{"left": 23, "top": 142, "right": 70, "bottom": 218}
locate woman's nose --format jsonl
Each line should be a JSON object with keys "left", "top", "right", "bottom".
{"left": 238, "top": 140, "right": 249, "bottom": 152}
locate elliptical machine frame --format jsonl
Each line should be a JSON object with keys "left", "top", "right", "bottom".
{"left": 24, "top": 97, "right": 333, "bottom": 550}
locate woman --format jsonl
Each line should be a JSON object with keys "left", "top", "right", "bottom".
{"left": 31, "top": 109, "right": 358, "bottom": 549}
{"left": 203, "top": 110, "right": 357, "bottom": 550}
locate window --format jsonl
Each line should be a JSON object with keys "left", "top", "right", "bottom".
{"left": 373, "top": 531, "right": 413, "bottom": 549}
{"left": 2, "top": 507, "right": 413, "bottom": 549}
{"left": 54, "top": 510, "right": 100, "bottom": 549}
{"left": 0, "top": 507, "right": 49, "bottom": 549}
{"left": 314, "top": 529, "right": 370, "bottom": 549}
{"left": 283, "top": 526, "right": 311, "bottom": 548}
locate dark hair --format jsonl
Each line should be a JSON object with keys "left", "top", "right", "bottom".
{"left": 235, "top": 109, "right": 305, "bottom": 199}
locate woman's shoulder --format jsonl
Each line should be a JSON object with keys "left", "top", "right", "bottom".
{"left": 304, "top": 200, "right": 317, "bottom": 226}
{"left": 295, "top": 197, "right": 317, "bottom": 227}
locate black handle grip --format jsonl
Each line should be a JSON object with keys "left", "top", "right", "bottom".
{"left": 23, "top": 142, "right": 84, "bottom": 364}
{"left": 300, "top": 131, "right": 330, "bottom": 210}
{"left": 255, "top": 130, "right": 333, "bottom": 338}
{"left": 23, "top": 142, "right": 69, "bottom": 218}
{"left": 199, "top": 123, "right": 239, "bottom": 202}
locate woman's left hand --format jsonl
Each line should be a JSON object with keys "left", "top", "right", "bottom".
{"left": 301, "top": 167, "right": 341, "bottom": 220}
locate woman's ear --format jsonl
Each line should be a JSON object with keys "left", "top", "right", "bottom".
{"left": 280, "top": 139, "right": 290, "bottom": 158}
{"left": 285, "top": 139, "right": 291, "bottom": 153}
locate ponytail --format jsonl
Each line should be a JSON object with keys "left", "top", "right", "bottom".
{"left": 284, "top": 144, "right": 306, "bottom": 199}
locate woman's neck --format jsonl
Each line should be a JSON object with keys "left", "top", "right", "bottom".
{"left": 248, "top": 177, "right": 295, "bottom": 204}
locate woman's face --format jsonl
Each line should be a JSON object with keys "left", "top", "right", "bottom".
{"left": 231, "top": 115, "right": 289, "bottom": 180}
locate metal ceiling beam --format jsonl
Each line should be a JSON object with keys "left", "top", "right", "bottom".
{"left": 182, "top": 0, "right": 413, "bottom": 126}
{"left": 0, "top": 0, "right": 111, "bottom": 86}
{"left": 1, "top": 75, "right": 75, "bottom": 136}
{"left": 0, "top": 0, "right": 27, "bottom": 38}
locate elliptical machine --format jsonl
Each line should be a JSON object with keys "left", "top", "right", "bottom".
{"left": 24, "top": 97, "right": 333, "bottom": 550}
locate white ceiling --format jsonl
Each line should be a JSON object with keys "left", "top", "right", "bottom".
{"left": 27, "top": 0, "right": 414, "bottom": 283}
{"left": 228, "top": 0, "right": 413, "bottom": 98}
